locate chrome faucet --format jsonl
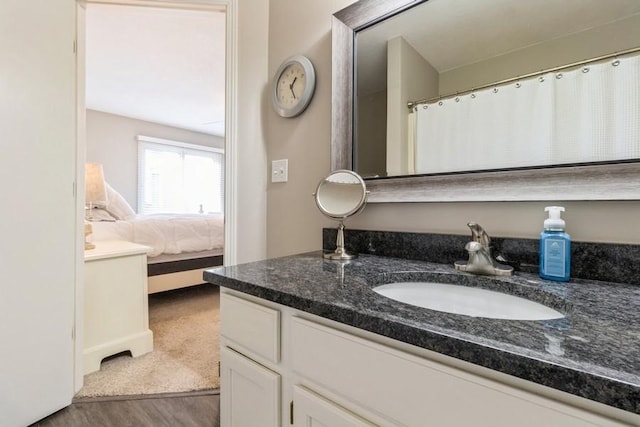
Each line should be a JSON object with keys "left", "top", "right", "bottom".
{"left": 454, "top": 222, "right": 513, "bottom": 276}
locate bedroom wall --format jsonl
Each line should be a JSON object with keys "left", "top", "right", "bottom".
{"left": 265, "top": 0, "right": 640, "bottom": 261}
{"left": 86, "top": 109, "right": 224, "bottom": 212}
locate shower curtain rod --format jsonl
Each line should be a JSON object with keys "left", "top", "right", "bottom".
{"left": 406, "top": 45, "right": 640, "bottom": 110}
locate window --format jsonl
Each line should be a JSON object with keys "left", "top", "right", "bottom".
{"left": 137, "top": 135, "right": 224, "bottom": 215}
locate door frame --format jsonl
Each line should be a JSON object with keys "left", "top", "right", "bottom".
{"left": 75, "top": 0, "right": 237, "bottom": 391}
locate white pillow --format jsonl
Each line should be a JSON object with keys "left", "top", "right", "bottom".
{"left": 104, "top": 182, "right": 136, "bottom": 220}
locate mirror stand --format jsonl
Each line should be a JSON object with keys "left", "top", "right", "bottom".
{"left": 324, "top": 222, "right": 356, "bottom": 260}
{"left": 315, "top": 170, "right": 368, "bottom": 261}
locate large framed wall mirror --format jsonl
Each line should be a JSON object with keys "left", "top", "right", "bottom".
{"left": 332, "top": 0, "right": 640, "bottom": 202}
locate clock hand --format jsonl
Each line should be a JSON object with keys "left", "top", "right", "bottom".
{"left": 289, "top": 77, "right": 298, "bottom": 99}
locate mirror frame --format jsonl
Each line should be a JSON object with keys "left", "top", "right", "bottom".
{"left": 331, "top": 0, "right": 640, "bottom": 202}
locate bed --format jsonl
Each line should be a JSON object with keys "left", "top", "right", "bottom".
{"left": 88, "top": 183, "right": 224, "bottom": 293}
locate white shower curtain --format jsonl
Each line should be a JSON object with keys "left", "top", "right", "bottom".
{"left": 413, "top": 53, "right": 640, "bottom": 175}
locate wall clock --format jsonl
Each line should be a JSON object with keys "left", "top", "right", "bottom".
{"left": 272, "top": 55, "right": 316, "bottom": 118}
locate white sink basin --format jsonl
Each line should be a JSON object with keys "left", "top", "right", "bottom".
{"left": 373, "top": 282, "right": 565, "bottom": 320}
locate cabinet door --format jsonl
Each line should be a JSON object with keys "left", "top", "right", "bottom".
{"left": 293, "top": 385, "right": 376, "bottom": 427}
{"left": 84, "top": 254, "right": 147, "bottom": 347}
{"left": 220, "top": 346, "right": 280, "bottom": 427}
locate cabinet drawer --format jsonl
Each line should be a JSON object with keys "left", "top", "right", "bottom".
{"left": 293, "top": 385, "right": 376, "bottom": 427}
{"left": 291, "top": 317, "right": 613, "bottom": 427}
{"left": 221, "top": 292, "right": 280, "bottom": 363}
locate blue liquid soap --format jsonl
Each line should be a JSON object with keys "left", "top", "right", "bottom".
{"left": 539, "top": 206, "right": 571, "bottom": 282}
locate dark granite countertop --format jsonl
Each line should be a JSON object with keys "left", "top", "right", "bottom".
{"left": 204, "top": 252, "right": 640, "bottom": 415}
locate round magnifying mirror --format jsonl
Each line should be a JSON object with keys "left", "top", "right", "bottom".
{"left": 314, "top": 170, "right": 367, "bottom": 260}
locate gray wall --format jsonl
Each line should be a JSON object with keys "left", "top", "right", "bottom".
{"left": 265, "top": 0, "right": 640, "bottom": 260}
{"left": 86, "top": 109, "right": 224, "bottom": 211}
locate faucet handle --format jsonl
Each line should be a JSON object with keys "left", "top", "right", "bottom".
{"left": 467, "top": 222, "right": 491, "bottom": 247}
{"left": 464, "top": 241, "right": 483, "bottom": 253}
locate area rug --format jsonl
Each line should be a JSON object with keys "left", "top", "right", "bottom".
{"left": 75, "top": 284, "right": 220, "bottom": 398}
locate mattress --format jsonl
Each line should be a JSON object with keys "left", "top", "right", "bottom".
{"left": 90, "top": 213, "right": 224, "bottom": 258}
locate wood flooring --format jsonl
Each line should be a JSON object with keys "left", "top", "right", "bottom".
{"left": 31, "top": 390, "right": 220, "bottom": 427}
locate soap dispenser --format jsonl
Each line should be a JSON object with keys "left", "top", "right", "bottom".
{"left": 539, "top": 206, "right": 571, "bottom": 282}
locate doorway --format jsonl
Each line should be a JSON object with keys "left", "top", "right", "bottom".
{"left": 84, "top": 3, "right": 226, "bottom": 204}
{"left": 77, "top": 0, "right": 235, "bottom": 393}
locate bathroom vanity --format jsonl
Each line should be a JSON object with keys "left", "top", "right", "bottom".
{"left": 205, "top": 251, "right": 640, "bottom": 426}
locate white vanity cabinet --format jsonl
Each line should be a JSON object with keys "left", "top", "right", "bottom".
{"left": 220, "top": 293, "right": 281, "bottom": 427}
{"left": 219, "top": 290, "right": 635, "bottom": 427}
{"left": 290, "top": 317, "right": 622, "bottom": 427}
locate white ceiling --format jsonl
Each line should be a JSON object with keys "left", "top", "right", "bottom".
{"left": 86, "top": 4, "right": 226, "bottom": 136}
{"left": 357, "top": 0, "right": 640, "bottom": 94}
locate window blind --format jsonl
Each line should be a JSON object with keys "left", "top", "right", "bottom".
{"left": 137, "top": 135, "right": 224, "bottom": 215}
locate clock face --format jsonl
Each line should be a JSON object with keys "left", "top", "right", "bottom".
{"left": 272, "top": 55, "right": 316, "bottom": 118}
{"left": 276, "top": 63, "right": 307, "bottom": 109}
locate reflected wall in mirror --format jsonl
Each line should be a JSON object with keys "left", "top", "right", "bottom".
{"left": 332, "top": 0, "right": 640, "bottom": 202}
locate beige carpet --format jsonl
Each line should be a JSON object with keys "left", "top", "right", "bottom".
{"left": 75, "top": 284, "right": 220, "bottom": 398}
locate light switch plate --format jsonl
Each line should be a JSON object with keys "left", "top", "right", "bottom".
{"left": 271, "top": 159, "right": 288, "bottom": 183}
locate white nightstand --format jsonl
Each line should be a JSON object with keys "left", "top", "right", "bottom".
{"left": 83, "top": 240, "right": 154, "bottom": 375}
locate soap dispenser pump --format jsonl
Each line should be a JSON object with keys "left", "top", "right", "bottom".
{"left": 539, "top": 206, "right": 571, "bottom": 282}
